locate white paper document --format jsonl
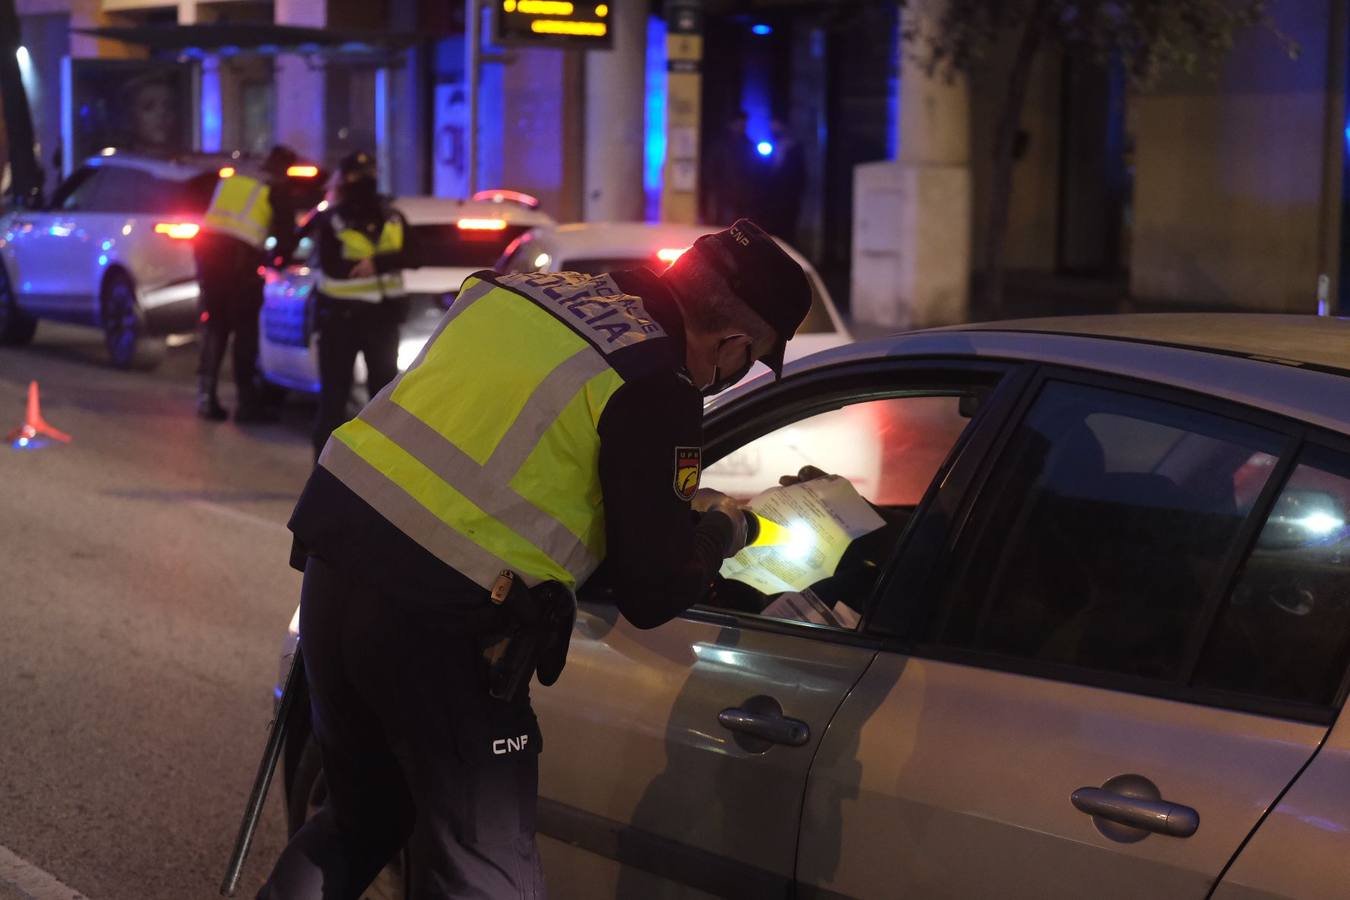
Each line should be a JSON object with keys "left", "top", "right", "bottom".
{"left": 720, "top": 476, "right": 885, "bottom": 595}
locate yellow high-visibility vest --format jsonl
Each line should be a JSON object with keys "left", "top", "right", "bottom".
{"left": 202, "top": 173, "right": 272, "bottom": 248}
{"left": 317, "top": 214, "right": 406, "bottom": 302}
{"left": 319, "top": 271, "right": 670, "bottom": 591}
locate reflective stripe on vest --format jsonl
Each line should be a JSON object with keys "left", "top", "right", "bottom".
{"left": 203, "top": 174, "right": 271, "bottom": 248}
{"left": 318, "top": 272, "right": 669, "bottom": 591}
{"left": 316, "top": 216, "right": 406, "bottom": 302}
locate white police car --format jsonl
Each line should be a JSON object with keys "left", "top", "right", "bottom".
{"left": 258, "top": 191, "right": 554, "bottom": 393}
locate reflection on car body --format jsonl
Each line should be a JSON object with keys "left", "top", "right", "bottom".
{"left": 276, "top": 313, "right": 1350, "bottom": 899}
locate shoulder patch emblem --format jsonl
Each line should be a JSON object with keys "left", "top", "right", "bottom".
{"left": 674, "top": 447, "right": 701, "bottom": 501}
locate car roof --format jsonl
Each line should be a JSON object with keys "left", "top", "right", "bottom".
{"left": 85, "top": 153, "right": 233, "bottom": 182}
{"left": 734, "top": 314, "right": 1350, "bottom": 436}
{"left": 950, "top": 313, "right": 1350, "bottom": 375}
{"left": 393, "top": 196, "right": 555, "bottom": 228}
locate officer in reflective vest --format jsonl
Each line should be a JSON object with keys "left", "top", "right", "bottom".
{"left": 309, "top": 150, "right": 410, "bottom": 459}
{"left": 194, "top": 145, "right": 300, "bottom": 422}
{"left": 254, "top": 220, "right": 813, "bottom": 898}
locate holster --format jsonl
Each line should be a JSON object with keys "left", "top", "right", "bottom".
{"left": 480, "top": 570, "right": 577, "bottom": 702}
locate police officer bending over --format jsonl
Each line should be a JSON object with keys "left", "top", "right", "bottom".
{"left": 310, "top": 150, "right": 410, "bottom": 459}
{"left": 256, "top": 220, "right": 811, "bottom": 899}
{"left": 195, "top": 145, "right": 300, "bottom": 422}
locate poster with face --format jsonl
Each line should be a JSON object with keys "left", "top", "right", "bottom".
{"left": 65, "top": 60, "right": 195, "bottom": 169}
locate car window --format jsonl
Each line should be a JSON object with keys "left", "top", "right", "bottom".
{"left": 49, "top": 167, "right": 105, "bottom": 212}
{"left": 701, "top": 388, "right": 987, "bottom": 630}
{"left": 496, "top": 236, "right": 540, "bottom": 273}
{"left": 926, "top": 380, "right": 1284, "bottom": 682}
{"left": 405, "top": 224, "right": 531, "bottom": 269}
{"left": 87, "top": 167, "right": 199, "bottom": 214}
{"left": 1193, "top": 446, "right": 1350, "bottom": 706}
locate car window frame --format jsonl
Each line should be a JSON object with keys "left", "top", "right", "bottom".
{"left": 874, "top": 362, "right": 1350, "bottom": 725}
{"left": 681, "top": 356, "right": 1032, "bottom": 646}
{"left": 47, "top": 166, "right": 105, "bottom": 212}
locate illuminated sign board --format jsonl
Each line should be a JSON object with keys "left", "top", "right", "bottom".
{"left": 493, "top": 0, "right": 612, "bottom": 48}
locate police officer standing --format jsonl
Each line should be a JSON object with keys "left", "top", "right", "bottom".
{"left": 195, "top": 145, "right": 300, "bottom": 422}
{"left": 253, "top": 220, "right": 812, "bottom": 898}
{"left": 309, "top": 150, "right": 410, "bottom": 459}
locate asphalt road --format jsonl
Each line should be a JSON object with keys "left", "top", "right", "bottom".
{"left": 0, "top": 324, "right": 321, "bottom": 899}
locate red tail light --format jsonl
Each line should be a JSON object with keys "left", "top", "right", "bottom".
{"left": 457, "top": 218, "right": 508, "bottom": 231}
{"left": 155, "top": 222, "right": 200, "bottom": 240}
{"left": 657, "top": 247, "right": 688, "bottom": 264}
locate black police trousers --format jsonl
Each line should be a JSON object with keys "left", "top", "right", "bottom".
{"left": 196, "top": 235, "right": 265, "bottom": 406}
{"left": 313, "top": 298, "right": 401, "bottom": 458}
{"left": 257, "top": 556, "right": 546, "bottom": 900}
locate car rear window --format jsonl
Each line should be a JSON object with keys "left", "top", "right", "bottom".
{"left": 1192, "top": 446, "right": 1350, "bottom": 706}
{"left": 405, "top": 224, "right": 532, "bottom": 269}
{"left": 80, "top": 165, "right": 217, "bottom": 215}
{"left": 928, "top": 380, "right": 1286, "bottom": 683}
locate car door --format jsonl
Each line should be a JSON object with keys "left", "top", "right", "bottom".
{"left": 5, "top": 165, "right": 107, "bottom": 313}
{"left": 533, "top": 359, "right": 1021, "bottom": 898}
{"left": 1202, "top": 442, "right": 1350, "bottom": 900}
{"left": 798, "top": 369, "right": 1334, "bottom": 899}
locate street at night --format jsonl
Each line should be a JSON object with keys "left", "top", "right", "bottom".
{"left": 4, "top": 0, "right": 1350, "bottom": 898}
{"left": 0, "top": 328, "right": 301, "bottom": 899}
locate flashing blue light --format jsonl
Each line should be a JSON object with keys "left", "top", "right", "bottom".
{"left": 751, "top": 24, "right": 772, "bottom": 36}
{"left": 1345, "top": 122, "right": 1350, "bottom": 148}
{"left": 97, "top": 254, "right": 108, "bottom": 266}
{"left": 17, "top": 437, "right": 28, "bottom": 448}
{"left": 100, "top": 240, "right": 112, "bottom": 251}
{"left": 756, "top": 141, "right": 774, "bottom": 157}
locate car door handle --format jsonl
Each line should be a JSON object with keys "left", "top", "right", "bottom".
{"left": 1072, "top": 774, "right": 1199, "bottom": 842}
{"left": 718, "top": 698, "right": 810, "bottom": 750}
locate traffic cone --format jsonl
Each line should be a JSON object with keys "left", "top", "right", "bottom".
{"left": 7, "top": 381, "right": 72, "bottom": 447}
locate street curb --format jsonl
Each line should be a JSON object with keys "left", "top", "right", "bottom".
{"left": 0, "top": 846, "right": 89, "bottom": 900}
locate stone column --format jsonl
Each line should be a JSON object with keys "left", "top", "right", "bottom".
{"left": 851, "top": 1, "right": 972, "bottom": 329}
{"left": 273, "top": 0, "right": 326, "bottom": 163}
{"left": 582, "top": 0, "right": 647, "bottom": 222}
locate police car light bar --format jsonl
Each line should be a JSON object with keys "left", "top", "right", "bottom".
{"left": 287, "top": 165, "right": 320, "bottom": 178}
{"left": 458, "top": 218, "right": 508, "bottom": 231}
{"left": 154, "top": 222, "right": 200, "bottom": 240}
{"left": 657, "top": 247, "right": 688, "bottom": 264}
{"left": 472, "top": 190, "right": 541, "bottom": 209}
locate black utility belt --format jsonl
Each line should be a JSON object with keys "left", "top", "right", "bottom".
{"left": 478, "top": 570, "right": 577, "bottom": 703}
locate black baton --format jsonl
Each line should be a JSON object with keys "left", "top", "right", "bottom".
{"left": 220, "top": 645, "right": 305, "bottom": 896}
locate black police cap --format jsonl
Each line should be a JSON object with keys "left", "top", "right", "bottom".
{"left": 686, "top": 219, "right": 812, "bottom": 377}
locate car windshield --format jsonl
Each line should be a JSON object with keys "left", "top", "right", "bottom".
{"left": 558, "top": 257, "right": 836, "bottom": 334}
{"left": 405, "top": 223, "right": 533, "bottom": 269}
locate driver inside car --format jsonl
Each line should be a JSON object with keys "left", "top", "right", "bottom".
{"left": 700, "top": 465, "right": 912, "bottom": 628}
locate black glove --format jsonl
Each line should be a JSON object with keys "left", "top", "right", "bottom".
{"left": 691, "top": 488, "right": 751, "bottom": 558}
{"left": 779, "top": 465, "right": 832, "bottom": 487}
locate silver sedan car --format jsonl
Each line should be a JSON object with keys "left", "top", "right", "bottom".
{"left": 277, "top": 313, "right": 1350, "bottom": 899}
